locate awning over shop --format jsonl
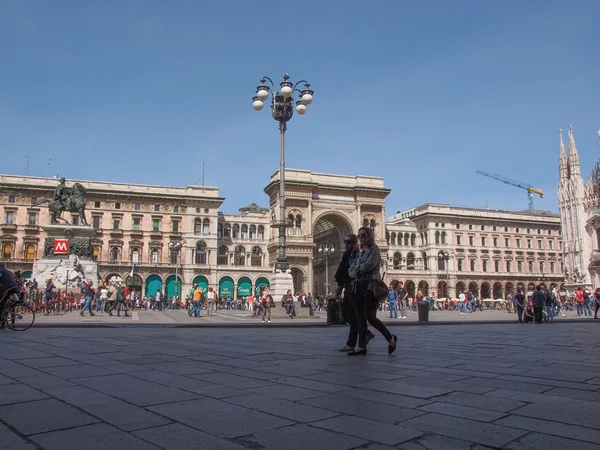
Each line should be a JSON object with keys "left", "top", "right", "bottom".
{"left": 219, "top": 276, "right": 234, "bottom": 299}
{"left": 193, "top": 275, "right": 209, "bottom": 292}
{"left": 237, "top": 277, "right": 252, "bottom": 297}
{"left": 255, "top": 277, "right": 270, "bottom": 296}
{"left": 166, "top": 275, "right": 182, "bottom": 299}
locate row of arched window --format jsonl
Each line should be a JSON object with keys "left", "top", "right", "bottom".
{"left": 217, "top": 223, "right": 265, "bottom": 240}
{"left": 99, "top": 242, "right": 265, "bottom": 267}
{"left": 387, "top": 231, "right": 451, "bottom": 246}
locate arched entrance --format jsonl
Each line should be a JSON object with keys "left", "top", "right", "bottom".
{"left": 505, "top": 282, "right": 515, "bottom": 296}
{"left": 106, "top": 273, "right": 123, "bottom": 284}
{"left": 291, "top": 267, "right": 304, "bottom": 294}
{"left": 145, "top": 274, "right": 162, "bottom": 297}
{"left": 255, "top": 277, "right": 270, "bottom": 296}
{"left": 527, "top": 282, "right": 535, "bottom": 294}
{"left": 437, "top": 281, "right": 447, "bottom": 298}
{"left": 468, "top": 281, "right": 479, "bottom": 298}
{"left": 126, "top": 274, "right": 142, "bottom": 292}
{"left": 493, "top": 282, "right": 503, "bottom": 299}
{"left": 165, "top": 275, "right": 182, "bottom": 299}
{"left": 456, "top": 281, "right": 466, "bottom": 297}
{"left": 417, "top": 280, "right": 429, "bottom": 296}
{"left": 237, "top": 277, "right": 252, "bottom": 297}
{"left": 312, "top": 213, "right": 353, "bottom": 297}
{"left": 405, "top": 280, "right": 416, "bottom": 299}
{"left": 480, "top": 282, "right": 491, "bottom": 299}
{"left": 21, "top": 271, "right": 32, "bottom": 279}
{"left": 192, "top": 275, "right": 208, "bottom": 292}
{"left": 219, "top": 276, "right": 234, "bottom": 299}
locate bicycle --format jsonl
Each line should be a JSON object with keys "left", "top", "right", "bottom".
{"left": 0, "top": 286, "right": 36, "bottom": 331}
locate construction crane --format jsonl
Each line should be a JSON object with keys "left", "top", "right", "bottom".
{"left": 476, "top": 170, "right": 544, "bottom": 210}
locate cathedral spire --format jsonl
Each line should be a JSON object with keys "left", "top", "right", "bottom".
{"left": 559, "top": 128, "right": 569, "bottom": 181}
{"left": 568, "top": 124, "right": 581, "bottom": 177}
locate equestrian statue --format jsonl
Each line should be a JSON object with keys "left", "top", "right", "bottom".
{"left": 34, "top": 177, "right": 89, "bottom": 225}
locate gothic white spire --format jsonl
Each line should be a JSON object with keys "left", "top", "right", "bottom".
{"left": 568, "top": 124, "right": 581, "bottom": 176}
{"left": 559, "top": 128, "right": 569, "bottom": 181}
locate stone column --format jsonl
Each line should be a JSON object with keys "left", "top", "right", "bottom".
{"left": 233, "top": 284, "right": 238, "bottom": 301}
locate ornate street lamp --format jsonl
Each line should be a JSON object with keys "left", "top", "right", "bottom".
{"left": 168, "top": 241, "right": 183, "bottom": 299}
{"left": 253, "top": 74, "right": 314, "bottom": 272}
{"left": 318, "top": 244, "right": 335, "bottom": 296}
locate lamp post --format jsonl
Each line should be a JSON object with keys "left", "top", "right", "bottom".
{"left": 442, "top": 250, "right": 453, "bottom": 298}
{"left": 318, "top": 244, "right": 335, "bottom": 296}
{"left": 253, "top": 74, "right": 314, "bottom": 273}
{"left": 168, "top": 241, "right": 182, "bottom": 300}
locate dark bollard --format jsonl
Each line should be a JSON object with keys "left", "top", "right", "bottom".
{"left": 417, "top": 301, "right": 430, "bottom": 322}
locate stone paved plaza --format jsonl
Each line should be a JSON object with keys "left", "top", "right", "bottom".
{"left": 1, "top": 322, "right": 600, "bottom": 449}
{"left": 29, "top": 307, "right": 595, "bottom": 326}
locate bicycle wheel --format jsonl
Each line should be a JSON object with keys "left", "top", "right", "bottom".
{"left": 6, "top": 302, "right": 35, "bottom": 331}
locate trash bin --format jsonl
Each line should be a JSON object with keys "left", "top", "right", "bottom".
{"left": 417, "top": 301, "right": 429, "bottom": 322}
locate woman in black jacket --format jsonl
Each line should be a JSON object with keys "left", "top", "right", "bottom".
{"left": 347, "top": 227, "right": 397, "bottom": 356}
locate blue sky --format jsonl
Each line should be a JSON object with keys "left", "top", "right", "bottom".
{"left": 1, "top": 0, "right": 599, "bottom": 215}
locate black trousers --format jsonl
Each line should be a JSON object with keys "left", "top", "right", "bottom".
{"left": 595, "top": 302, "right": 600, "bottom": 319}
{"left": 344, "top": 288, "right": 359, "bottom": 348}
{"left": 533, "top": 306, "right": 544, "bottom": 323}
{"left": 353, "top": 281, "right": 392, "bottom": 348}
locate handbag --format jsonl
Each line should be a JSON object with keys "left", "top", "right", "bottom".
{"left": 369, "top": 278, "right": 389, "bottom": 303}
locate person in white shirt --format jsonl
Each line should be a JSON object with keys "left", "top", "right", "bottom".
{"left": 206, "top": 287, "right": 215, "bottom": 316}
{"left": 154, "top": 290, "right": 161, "bottom": 311}
{"left": 458, "top": 290, "right": 466, "bottom": 314}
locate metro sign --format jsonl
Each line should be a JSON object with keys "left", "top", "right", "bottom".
{"left": 53, "top": 239, "right": 69, "bottom": 254}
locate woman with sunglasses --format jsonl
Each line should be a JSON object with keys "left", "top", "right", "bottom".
{"left": 347, "top": 227, "right": 397, "bottom": 356}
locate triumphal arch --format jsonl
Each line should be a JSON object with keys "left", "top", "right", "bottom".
{"left": 264, "top": 169, "right": 390, "bottom": 295}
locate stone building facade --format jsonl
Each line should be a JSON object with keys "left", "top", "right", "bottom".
{"left": 1, "top": 170, "right": 565, "bottom": 299}
{"left": 385, "top": 204, "right": 563, "bottom": 300}
{"left": 0, "top": 175, "right": 272, "bottom": 299}
{"left": 558, "top": 125, "right": 600, "bottom": 289}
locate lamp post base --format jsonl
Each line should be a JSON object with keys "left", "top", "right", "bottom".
{"left": 270, "top": 270, "right": 294, "bottom": 300}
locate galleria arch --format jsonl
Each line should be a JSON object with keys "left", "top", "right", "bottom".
{"left": 264, "top": 169, "right": 390, "bottom": 295}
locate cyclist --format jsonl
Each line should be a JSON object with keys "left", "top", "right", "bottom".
{"left": 0, "top": 262, "right": 19, "bottom": 329}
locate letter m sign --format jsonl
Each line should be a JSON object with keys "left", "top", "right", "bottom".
{"left": 53, "top": 239, "right": 69, "bottom": 254}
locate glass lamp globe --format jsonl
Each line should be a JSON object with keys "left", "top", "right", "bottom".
{"left": 257, "top": 88, "right": 269, "bottom": 101}
{"left": 301, "top": 92, "right": 313, "bottom": 105}
{"left": 280, "top": 85, "right": 293, "bottom": 98}
{"left": 253, "top": 99, "right": 264, "bottom": 111}
{"left": 296, "top": 103, "right": 307, "bottom": 114}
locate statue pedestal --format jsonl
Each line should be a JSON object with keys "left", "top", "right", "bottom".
{"left": 269, "top": 270, "right": 294, "bottom": 300}
{"left": 32, "top": 225, "right": 98, "bottom": 291}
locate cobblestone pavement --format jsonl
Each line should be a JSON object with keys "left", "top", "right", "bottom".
{"left": 30, "top": 307, "right": 595, "bottom": 326}
{"left": 1, "top": 323, "right": 600, "bottom": 449}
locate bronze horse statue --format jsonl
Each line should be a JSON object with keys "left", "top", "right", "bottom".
{"left": 35, "top": 182, "right": 89, "bottom": 225}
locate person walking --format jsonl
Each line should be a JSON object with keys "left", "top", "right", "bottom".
{"left": 347, "top": 227, "right": 396, "bottom": 356}
{"left": 115, "top": 283, "right": 129, "bottom": 317}
{"left": 387, "top": 281, "right": 399, "bottom": 319}
{"left": 515, "top": 289, "right": 526, "bottom": 323}
{"left": 545, "top": 289, "right": 555, "bottom": 323}
{"left": 189, "top": 284, "right": 202, "bottom": 317}
{"left": 206, "top": 287, "right": 215, "bottom": 316}
{"left": 79, "top": 280, "right": 95, "bottom": 317}
{"left": 334, "top": 234, "right": 375, "bottom": 352}
{"left": 397, "top": 282, "right": 408, "bottom": 319}
{"left": 532, "top": 285, "right": 545, "bottom": 324}
{"left": 594, "top": 287, "right": 600, "bottom": 320}
{"left": 576, "top": 287, "right": 584, "bottom": 316}
{"left": 260, "top": 286, "right": 272, "bottom": 323}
